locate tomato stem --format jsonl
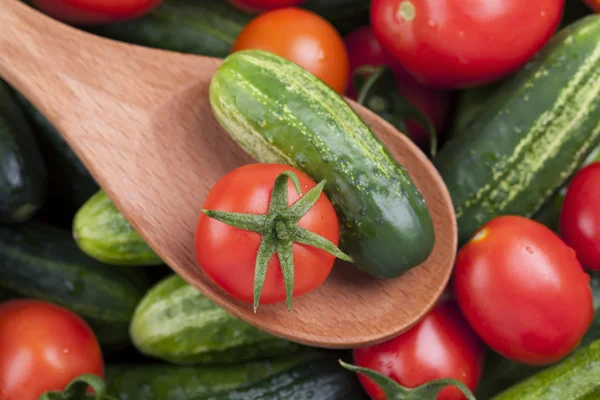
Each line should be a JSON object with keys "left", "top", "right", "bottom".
{"left": 203, "top": 171, "right": 352, "bottom": 312}
{"left": 38, "top": 374, "right": 117, "bottom": 400}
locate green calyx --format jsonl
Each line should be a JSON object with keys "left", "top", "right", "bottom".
{"left": 38, "top": 374, "right": 117, "bottom": 400}
{"left": 202, "top": 171, "right": 353, "bottom": 312}
{"left": 340, "top": 361, "right": 477, "bottom": 400}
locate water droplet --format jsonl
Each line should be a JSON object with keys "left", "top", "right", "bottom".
{"left": 526, "top": 246, "right": 534, "bottom": 254}
{"left": 360, "top": 208, "right": 368, "bottom": 216}
{"left": 458, "top": 31, "right": 465, "bottom": 38}
{"left": 540, "top": 10, "right": 547, "bottom": 17}
{"left": 317, "top": 49, "right": 326, "bottom": 62}
{"left": 428, "top": 18, "right": 437, "bottom": 28}
{"left": 63, "top": 348, "right": 70, "bottom": 354}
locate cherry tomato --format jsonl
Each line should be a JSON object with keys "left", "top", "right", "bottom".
{"left": 371, "top": 0, "right": 564, "bottom": 88}
{"left": 353, "top": 300, "right": 484, "bottom": 400}
{"left": 32, "top": 0, "right": 161, "bottom": 25}
{"left": 195, "top": 164, "right": 339, "bottom": 305}
{"left": 232, "top": 8, "right": 350, "bottom": 94}
{"left": 560, "top": 162, "right": 600, "bottom": 271}
{"left": 454, "top": 216, "right": 593, "bottom": 366}
{"left": 0, "top": 300, "right": 104, "bottom": 400}
{"left": 228, "top": 0, "right": 305, "bottom": 13}
{"left": 584, "top": 0, "right": 600, "bottom": 12}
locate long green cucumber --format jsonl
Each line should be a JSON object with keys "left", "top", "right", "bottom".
{"left": 0, "top": 222, "right": 147, "bottom": 349}
{"left": 491, "top": 339, "right": 600, "bottom": 400}
{"left": 73, "top": 190, "right": 162, "bottom": 266}
{"left": 0, "top": 80, "right": 47, "bottom": 224}
{"left": 130, "top": 274, "right": 303, "bottom": 365}
{"left": 209, "top": 49, "right": 435, "bottom": 279}
{"left": 434, "top": 15, "right": 600, "bottom": 245}
{"left": 105, "top": 354, "right": 320, "bottom": 400}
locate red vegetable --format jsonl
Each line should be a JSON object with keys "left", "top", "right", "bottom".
{"left": 560, "top": 162, "right": 600, "bottom": 271}
{"left": 228, "top": 0, "right": 305, "bottom": 12}
{"left": 454, "top": 216, "right": 594, "bottom": 366}
{"left": 232, "top": 8, "right": 350, "bottom": 94}
{"left": 370, "top": 0, "right": 564, "bottom": 88}
{"left": 353, "top": 300, "right": 484, "bottom": 400}
{"left": 32, "top": 0, "right": 161, "bottom": 25}
{"left": 0, "top": 300, "right": 104, "bottom": 400}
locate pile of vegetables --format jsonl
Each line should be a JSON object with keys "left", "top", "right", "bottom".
{"left": 2, "top": 0, "right": 600, "bottom": 399}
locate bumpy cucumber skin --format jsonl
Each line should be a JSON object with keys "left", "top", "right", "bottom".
{"left": 435, "top": 15, "right": 600, "bottom": 245}
{"left": 492, "top": 339, "right": 600, "bottom": 400}
{"left": 74, "top": 190, "right": 162, "bottom": 266}
{"left": 0, "top": 81, "right": 47, "bottom": 224}
{"left": 209, "top": 50, "right": 435, "bottom": 279}
{"left": 130, "top": 274, "right": 303, "bottom": 365}
{"left": 0, "top": 222, "right": 147, "bottom": 349}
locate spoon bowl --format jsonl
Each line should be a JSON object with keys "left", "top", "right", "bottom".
{"left": 0, "top": 0, "right": 457, "bottom": 348}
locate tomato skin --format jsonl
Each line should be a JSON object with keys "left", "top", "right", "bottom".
{"left": 353, "top": 300, "right": 484, "bottom": 400}
{"left": 228, "top": 0, "right": 305, "bottom": 12}
{"left": 32, "top": 0, "right": 161, "bottom": 25}
{"left": 0, "top": 300, "right": 104, "bottom": 400}
{"left": 232, "top": 8, "right": 350, "bottom": 94}
{"left": 344, "top": 25, "right": 452, "bottom": 150}
{"left": 560, "top": 163, "right": 600, "bottom": 271}
{"left": 195, "top": 164, "right": 339, "bottom": 305}
{"left": 584, "top": 0, "right": 600, "bottom": 12}
{"left": 454, "top": 216, "right": 593, "bottom": 366}
{"left": 370, "top": 0, "right": 564, "bottom": 88}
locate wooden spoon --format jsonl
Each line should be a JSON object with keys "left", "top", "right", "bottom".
{"left": 0, "top": 0, "right": 457, "bottom": 348}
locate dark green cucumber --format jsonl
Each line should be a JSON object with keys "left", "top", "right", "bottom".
{"left": 435, "top": 15, "right": 600, "bottom": 245}
{"left": 0, "top": 81, "right": 47, "bottom": 224}
{"left": 491, "top": 339, "right": 600, "bottom": 400}
{"left": 198, "top": 357, "right": 368, "bottom": 400}
{"left": 209, "top": 49, "right": 435, "bottom": 279}
{"left": 130, "top": 274, "right": 303, "bottom": 365}
{"left": 0, "top": 222, "right": 147, "bottom": 349}
{"left": 73, "top": 190, "right": 162, "bottom": 266}
{"left": 105, "top": 354, "right": 321, "bottom": 400}
{"left": 88, "top": 0, "right": 252, "bottom": 59}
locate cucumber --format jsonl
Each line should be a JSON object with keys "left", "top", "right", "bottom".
{"left": 434, "top": 15, "right": 600, "bottom": 245}
{"left": 492, "top": 339, "right": 600, "bottom": 400}
{"left": 73, "top": 190, "right": 162, "bottom": 266}
{"left": 303, "top": 0, "right": 370, "bottom": 34}
{"left": 130, "top": 274, "right": 303, "bottom": 365}
{"left": 199, "top": 356, "right": 368, "bottom": 400}
{"left": 88, "top": 0, "right": 252, "bottom": 59}
{"left": 105, "top": 354, "right": 320, "bottom": 400}
{"left": 0, "top": 81, "right": 47, "bottom": 224}
{"left": 209, "top": 49, "right": 435, "bottom": 279}
{"left": 0, "top": 222, "right": 147, "bottom": 349}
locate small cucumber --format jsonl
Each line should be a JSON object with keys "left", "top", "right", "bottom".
{"left": 130, "top": 274, "right": 304, "bottom": 365}
{"left": 73, "top": 190, "right": 162, "bottom": 266}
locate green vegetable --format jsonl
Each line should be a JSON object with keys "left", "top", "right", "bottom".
{"left": 492, "top": 339, "right": 600, "bottom": 400}
{"left": 106, "top": 354, "right": 320, "bottom": 400}
{"left": 303, "top": 0, "right": 370, "bottom": 34}
{"left": 130, "top": 274, "right": 303, "bottom": 365}
{"left": 435, "top": 15, "right": 600, "bottom": 245}
{"left": 198, "top": 357, "right": 368, "bottom": 400}
{"left": 209, "top": 49, "right": 435, "bottom": 279}
{"left": 88, "top": 0, "right": 252, "bottom": 59}
{"left": 0, "top": 222, "right": 147, "bottom": 349}
{"left": 74, "top": 190, "right": 162, "bottom": 266}
{"left": 0, "top": 80, "right": 47, "bottom": 224}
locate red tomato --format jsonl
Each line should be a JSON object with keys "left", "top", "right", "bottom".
{"left": 195, "top": 164, "right": 339, "bottom": 305}
{"left": 232, "top": 8, "right": 350, "bottom": 94}
{"left": 228, "top": 0, "right": 305, "bottom": 13}
{"left": 370, "top": 0, "right": 564, "bottom": 88}
{"left": 344, "top": 25, "right": 452, "bottom": 150}
{"left": 353, "top": 300, "right": 484, "bottom": 400}
{"left": 560, "top": 163, "right": 600, "bottom": 271}
{"left": 584, "top": 0, "right": 600, "bottom": 12}
{"left": 454, "top": 216, "right": 593, "bottom": 366}
{"left": 32, "top": 0, "right": 161, "bottom": 25}
{"left": 0, "top": 300, "right": 104, "bottom": 400}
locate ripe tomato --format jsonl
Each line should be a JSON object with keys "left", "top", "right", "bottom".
{"left": 454, "top": 216, "right": 593, "bottom": 366}
{"left": 344, "top": 25, "right": 452, "bottom": 150}
{"left": 560, "top": 162, "right": 600, "bottom": 271}
{"left": 584, "top": 0, "right": 600, "bottom": 12}
{"left": 32, "top": 0, "right": 161, "bottom": 25}
{"left": 0, "top": 300, "right": 103, "bottom": 400}
{"left": 371, "top": 0, "right": 564, "bottom": 88}
{"left": 232, "top": 8, "right": 350, "bottom": 94}
{"left": 195, "top": 164, "right": 339, "bottom": 306}
{"left": 228, "top": 0, "right": 305, "bottom": 13}
{"left": 353, "top": 300, "right": 484, "bottom": 400}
